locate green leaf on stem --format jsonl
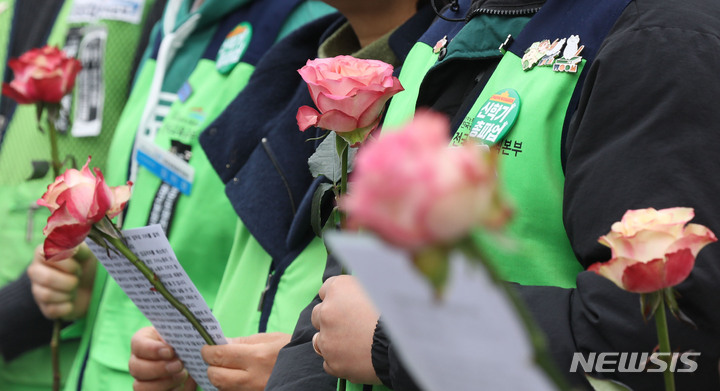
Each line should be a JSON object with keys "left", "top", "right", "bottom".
{"left": 28, "top": 160, "right": 50, "bottom": 180}
{"left": 413, "top": 246, "right": 450, "bottom": 298}
{"left": 640, "top": 292, "right": 662, "bottom": 322}
{"left": 35, "top": 102, "right": 45, "bottom": 124}
{"left": 663, "top": 288, "right": 697, "bottom": 329}
{"left": 334, "top": 117, "right": 380, "bottom": 146}
{"left": 63, "top": 155, "right": 78, "bottom": 170}
{"left": 308, "top": 132, "right": 357, "bottom": 182}
{"left": 585, "top": 375, "right": 633, "bottom": 391}
{"left": 311, "top": 182, "right": 335, "bottom": 237}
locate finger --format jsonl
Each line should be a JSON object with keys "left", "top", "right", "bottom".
{"left": 132, "top": 370, "right": 188, "bottom": 391}
{"left": 323, "top": 359, "right": 340, "bottom": 379}
{"left": 132, "top": 327, "right": 175, "bottom": 360}
{"left": 45, "top": 255, "right": 83, "bottom": 275}
{"left": 201, "top": 344, "right": 249, "bottom": 369}
{"left": 228, "top": 332, "right": 290, "bottom": 346}
{"left": 311, "top": 301, "right": 323, "bottom": 331}
{"left": 181, "top": 377, "right": 198, "bottom": 391}
{"left": 312, "top": 332, "right": 323, "bottom": 357}
{"left": 33, "top": 244, "right": 82, "bottom": 275}
{"left": 129, "top": 354, "right": 184, "bottom": 381}
{"left": 207, "top": 365, "right": 249, "bottom": 390}
{"left": 39, "top": 302, "right": 73, "bottom": 319}
{"left": 28, "top": 261, "right": 79, "bottom": 292}
{"left": 317, "top": 276, "right": 337, "bottom": 301}
{"left": 31, "top": 283, "right": 74, "bottom": 304}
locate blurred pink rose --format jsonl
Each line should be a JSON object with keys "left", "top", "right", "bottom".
{"left": 2, "top": 45, "right": 82, "bottom": 104}
{"left": 588, "top": 207, "right": 716, "bottom": 293}
{"left": 340, "top": 111, "right": 507, "bottom": 250}
{"left": 38, "top": 157, "right": 132, "bottom": 262}
{"left": 296, "top": 55, "right": 403, "bottom": 146}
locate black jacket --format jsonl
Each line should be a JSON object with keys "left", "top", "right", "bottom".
{"left": 372, "top": 0, "right": 720, "bottom": 389}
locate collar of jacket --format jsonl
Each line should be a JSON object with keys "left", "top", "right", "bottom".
{"left": 171, "top": 0, "right": 253, "bottom": 31}
{"left": 467, "top": 0, "right": 546, "bottom": 19}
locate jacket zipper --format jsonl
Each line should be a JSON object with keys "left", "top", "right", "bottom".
{"left": 258, "top": 270, "right": 275, "bottom": 311}
{"left": 467, "top": 6, "right": 542, "bottom": 19}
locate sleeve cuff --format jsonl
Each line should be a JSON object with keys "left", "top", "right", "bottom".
{"left": 371, "top": 319, "right": 393, "bottom": 387}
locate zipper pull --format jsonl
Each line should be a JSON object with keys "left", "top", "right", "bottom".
{"left": 257, "top": 271, "right": 274, "bottom": 311}
{"left": 499, "top": 34, "right": 514, "bottom": 55}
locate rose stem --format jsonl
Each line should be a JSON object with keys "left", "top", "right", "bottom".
{"left": 45, "top": 104, "right": 62, "bottom": 391}
{"left": 96, "top": 229, "right": 216, "bottom": 345}
{"left": 336, "top": 136, "right": 349, "bottom": 228}
{"left": 51, "top": 320, "right": 60, "bottom": 391}
{"left": 655, "top": 293, "right": 675, "bottom": 391}
{"left": 46, "top": 106, "right": 62, "bottom": 178}
{"left": 459, "top": 239, "right": 572, "bottom": 391}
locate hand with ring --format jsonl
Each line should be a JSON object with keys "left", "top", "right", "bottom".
{"left": 310, "top": 275, "right": 382, "bottom": 385}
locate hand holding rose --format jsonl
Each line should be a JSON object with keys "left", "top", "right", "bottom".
{"left": 27, "top": 243, "right": 96, "bottom": 320}
{"left": 311, "top": 275, "right": 381, "bottom": 385}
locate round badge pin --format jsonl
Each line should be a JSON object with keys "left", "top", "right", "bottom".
{"left": 467, "top": 88, "right": 521, "bottom": 145}
{"left": 216, "top": 22, "right": 253, "bottom": 74}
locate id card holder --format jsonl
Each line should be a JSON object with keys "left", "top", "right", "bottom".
{"left": 135, "top": 137, "right": 195, "bottom": 195}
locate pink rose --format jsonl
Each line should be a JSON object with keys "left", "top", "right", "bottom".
{"left": 296, "top": 55, "right": 403, "bottom": 146}
{"left": 2, "top": 46, "right": 82, "bottom": 104}
{"left": 588, "top": 207, "right": 716, "bottom": 293}
{"left": 340, "top": 111, "right": 507, "bottom": 250}
{"left": 38, "top": 157, "right": 132, "bottom": 262}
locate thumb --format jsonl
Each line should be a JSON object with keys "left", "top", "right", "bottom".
{"left": 73, "top": 243, "right": 94, "bottom": 263}
{"left": 228, "top": 332, "right": 289, "bottom": 345}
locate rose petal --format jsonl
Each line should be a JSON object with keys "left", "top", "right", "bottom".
{"left": 2, "top": 82, "right": 35, "bottom": 104}
{"left": 88, "top": 168, "right": 113, "bottom": 222}
{"left": 621, "top": 257, "right": 668, "bottom": 293}
{"left": 44, "top": 221, "right": 92, "bottom": 262}
{"left": 315, "top": 109, "right": 360, "bottom": 133}
{"left": 666, "top": 223, "right": 718, "bottom": 257}
{"left": 31, "top": 73, "right": 66, "bottom": 103}
{"left": 599, "top": 229, "right": 677, "bottom": 261}
{"left": 59, "top": 58, "right": 82, "bottom": 94}
{"left": 55, "top": 183, "right": 96, "bottom": 222}
{"left": 663, "top": 248, "right": 696, "bottom": 288}
{"left": 297, "top": 106, "right": 320, "bottom": 131}
{"left": 588, "top": 256, "right": 638, "bottom": 290}
{"left": 315, "top": 90, "right": 383, "bottom": 120}
{"left": 356, "top": 80, "right": 404, "bottom": 129}
{"left": 107, "top": 182, "right": 133, "bottom": 218}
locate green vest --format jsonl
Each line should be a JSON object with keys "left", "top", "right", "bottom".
{"left": 213, "top": 221, "right": 328, "bottom": 338}
{"left": 386, "top": 13, "right": 582, "bottom": 291}
{"left": 448, "top": 15, "right": 584, "bottom": 288}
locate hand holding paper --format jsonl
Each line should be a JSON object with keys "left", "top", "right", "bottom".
{"left": 87, "top": 225, "right": 226, "bottom": 391}
{"left": 129, "top": 327, "right": 197, "bottom": 391}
